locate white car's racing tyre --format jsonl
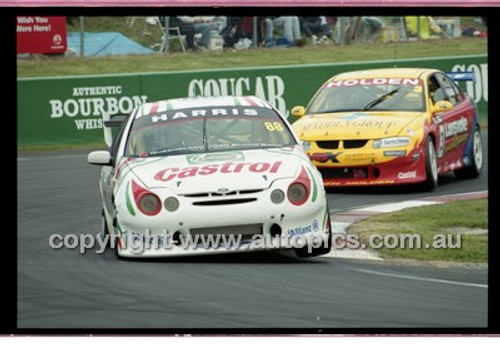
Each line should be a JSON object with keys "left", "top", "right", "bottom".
{"left": 421, "top": 136, "right": 438, "bottom": 191}
{"left": 102, "top": 211, "right": 123, "bottom": 259}
{"left": 454, "top": 126, "right": 483, "bottom": 179}
{"left": 115, "top": 243, "right": 123, "bottom": 259}
{"left": 100, "top": 212, "right": 112, "bottom": 250}
{"left": 114, "top": 230, "right": 125, "bottom": 259}
{"left": 294, "top": 205, "right": 332, "bottom": 258}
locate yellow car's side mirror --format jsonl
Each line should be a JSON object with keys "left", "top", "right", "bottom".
{"left": 291, "top": 106, "right": 306, "bottom": 118}
{"left": 431, "top": 100, "right": 453, "bottom": 114}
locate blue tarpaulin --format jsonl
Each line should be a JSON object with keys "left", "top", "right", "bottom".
{"left": 67, "top": 32, "right": 154, "bottom": 56}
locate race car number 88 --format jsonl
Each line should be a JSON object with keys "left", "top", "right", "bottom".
{"left": 264, "top": 122, "right": 284, "bottom": 132}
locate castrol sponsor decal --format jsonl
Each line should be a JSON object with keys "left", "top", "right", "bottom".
{"left": 398, "top": 170, "right": 417, "bottom": 179}
{"left": 154, "top": 161, "right": 283, "bottom": 182}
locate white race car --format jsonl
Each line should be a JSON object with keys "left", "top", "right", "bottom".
{"left": 88, "top": 96, "right": 331, "bottom": 258}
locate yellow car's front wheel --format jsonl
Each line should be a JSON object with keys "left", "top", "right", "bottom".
{"left": 422, "top": 136, "right": 438, "bottom": 191}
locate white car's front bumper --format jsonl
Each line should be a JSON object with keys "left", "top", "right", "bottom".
{"left": 113, "top": 187, "right": 329, "bottom": 258}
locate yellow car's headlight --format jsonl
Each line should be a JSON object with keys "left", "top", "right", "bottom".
{"left": 372, "top": 137, "right": 411, "bottom": 149}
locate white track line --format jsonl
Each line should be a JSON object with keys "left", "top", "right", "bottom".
{"left": 353, "top": 200, "right": 438, "bottom": 213}
{"left": 331, "top": 222, "right": 351, "bottom": 234}
{"left": 354, "top": 268, "right": 488, "bottom": 289}
{"left": 324, "top": 221, "right": 383, "bottom": 261}
{"left": 17, "top": 154, "right": 90, "bottom": 161}
{"left": 424, "top": 190, "right": 488, "bottom": 199}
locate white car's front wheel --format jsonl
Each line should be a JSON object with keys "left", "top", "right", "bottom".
{"left": 103, "top": 210, "right": 124, "bottom": 259}
{"left": 101, "top": 212, "right": 111, "bottom": 249}
{"left": 294, "top": 205, "right": 332, "bottom": 258}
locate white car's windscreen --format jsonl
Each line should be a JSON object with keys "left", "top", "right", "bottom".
{"left": 125, "top": 106, "right": 295, "bottom": 157}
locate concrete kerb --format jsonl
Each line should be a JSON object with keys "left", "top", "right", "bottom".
{"left": 323, "top": 190, "right": 488, "bottom": 261}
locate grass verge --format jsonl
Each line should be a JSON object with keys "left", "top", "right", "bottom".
{"left": 17, "top": 37, "right": 487, "bottom": 78}
{"left": 347, "top": 199, "right": 488, "bottom": 263}
{"left": 17, "top": 141, "right": 107, "bottom": 152}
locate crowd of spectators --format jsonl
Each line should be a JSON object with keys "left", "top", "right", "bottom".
{"left": 149, "top": 16, "right": 337, "bottom": 52}
{"left": 145, "top": 16, "right": 482, "bottom": 52}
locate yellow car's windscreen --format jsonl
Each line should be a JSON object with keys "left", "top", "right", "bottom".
{"left": 307, "top": 78, "right": 425, "bottom": 113}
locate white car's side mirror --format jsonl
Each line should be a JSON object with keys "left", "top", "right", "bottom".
{"left": 88, "top": 151, "right": 112, "bottom": 166}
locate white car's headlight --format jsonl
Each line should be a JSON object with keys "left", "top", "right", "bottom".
{"left": 164, "top": 197, "right": 180, "bottom": 212}
{"left": 270, "top": 189, "right": 285, "bottom": 204}
{"left": 372, "top": 137, "right": 411, "bottom": 149}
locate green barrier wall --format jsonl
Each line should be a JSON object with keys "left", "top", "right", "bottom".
{"left": 17, "top": 54, "right": 487, "bottom": 148}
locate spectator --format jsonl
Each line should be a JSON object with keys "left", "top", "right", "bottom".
{"left": 269, "top": 16, "right": 307, "bottom": 47}
{"left": 361, "top": 16, "right": 385, "bottom": 41}
{"left": 221, "top": 17, "right": 246, "bottom": 48}
{"left": 262, "top": 17, "right": 276, "bottom": 47}
{"left": 178, "top": 16, "right": 219, "bottom": 50}
{"left": 405, "top": 16, "right": 444, "bottom": 40}
{"left": 168, "top": 17, "right": 196, "bottom": 50}
{"left": 222, "top": 17, "right": 260, "bottom": 49}
{"left": 299, "top": 16, "right": 332, "bottom": 45}
{"left": 211, "top": 16, "right": 227, "bottom": 34}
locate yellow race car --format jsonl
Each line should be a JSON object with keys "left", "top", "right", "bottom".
{"left": 291, "top": 68, "right": 483, "bottom": 189}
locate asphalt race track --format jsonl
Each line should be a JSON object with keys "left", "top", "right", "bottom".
{"left": 17, "top": 131, "right": 488, "bottom": 329}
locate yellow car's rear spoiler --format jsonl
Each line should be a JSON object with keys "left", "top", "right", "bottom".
{"left": 446, "top": 72, "right": 476, "bottom": 82}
